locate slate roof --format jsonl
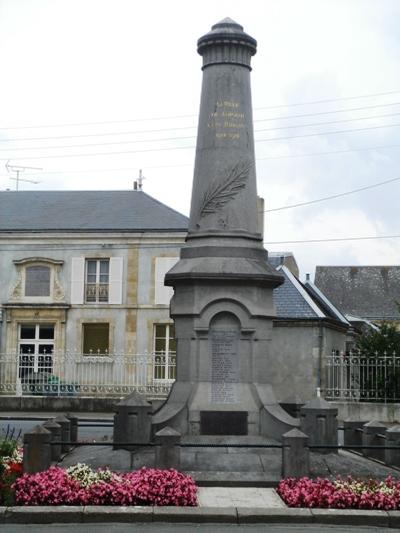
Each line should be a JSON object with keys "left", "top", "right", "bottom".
{"left": 0, "top": 190, "right": 189, "bottom": 233}
{"left": 314, "top": 266, "right": 400, "bottom": 320}
{"left": 272, "top": 265, "right": 324, "bottom": 319}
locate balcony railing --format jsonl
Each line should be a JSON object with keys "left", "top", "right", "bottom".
{"left": 0, "top": 351, "right": 176, "bottom": 398}
{"left": 85, "top": 283, "right": 109, "bottom": 303}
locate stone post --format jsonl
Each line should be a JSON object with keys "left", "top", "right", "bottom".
{"left": 300, "top": 397, "right": 338, "bottom": 453}
{"left": 155, "top": 427, "right": 181, "bottom": 469}
{"left": 362, "top": 420, "right": 387, "bottom": 462}
{"left": 343, "top": 419, "right": 367, "bottom": 450}
{"left": 42, "top": 419, "right": 62, "bottom": 462}
{"left": 54, "top": 414, "right": 71, "bottom": 453}
{"left": 113, "top": 391, "right": 152, "bottom": 450}
{"left": 282, "top": 428, "right": 309, "bottom": 478}
{"left": 66, "top": 413, "right": 79, "bottom": 443}
{"left": 23, "top": 425, "right": 51, "bottom": 474}
{"left": 385, "top": 426, "right": 400, "bottom": 467}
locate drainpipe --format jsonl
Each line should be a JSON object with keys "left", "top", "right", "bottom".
{"left": 316, "top": 318, "right": 324, "bottom": 397}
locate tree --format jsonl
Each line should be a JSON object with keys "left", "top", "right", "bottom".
{"left": 356, "top": 322, "right": 400, "bottom": 356}
{"left": 355, "top": 321, "right": 400, "bottom": 402}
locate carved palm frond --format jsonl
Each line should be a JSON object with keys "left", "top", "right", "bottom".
{"left": 199, "top": 160, "right": 252, "bottom": 218}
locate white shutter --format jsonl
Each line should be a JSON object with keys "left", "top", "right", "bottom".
{"left": 155, "top": 257, "right": 179, "bottom": 305}
{"left": 71, "top": 257, "right": 85, "bottom": 304}
{"left": 109, "top": 257, "right": 123, "bottom": 304}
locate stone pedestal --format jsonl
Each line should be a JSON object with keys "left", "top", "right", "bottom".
{"left": 385, "top": 426, "right": 400, "bottom": 467}
{"left": 282, "top": 428, "right": 309, "bottom": 478}
{"left": 23, "top": 425, "right": 51, "bottom": 474}
{"left": 343, "top": 419, "right": 367, "bottom": 450}
{"left": 300, "top": 397, "right": 338, "bottom": 453}
{"left": 42, "top": 419, "right": 62, "bottom": 461}
{"left": 113, "top": 391, "right": 152, "bottom": 450}
{"left": 362, "top": 420, "right": 386, "bottom": 462}
{"left": 155, "top": 427, "right": 181, "bottom": 469}
{"left": 66, "top": 413, "right": 79, "bottom": 443}
{"left": 54, "top": 414, "right": 71, "bottom": 453}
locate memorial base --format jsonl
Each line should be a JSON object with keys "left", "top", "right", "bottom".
{"left": 152, "top": 381, "right": 299, "bottom": 439}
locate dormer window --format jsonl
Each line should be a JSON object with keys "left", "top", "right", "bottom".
{"left": 25, "top": 265, "right": 51, "bottom": 297}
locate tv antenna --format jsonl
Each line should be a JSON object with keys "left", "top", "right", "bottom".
{"left": 5, "top": 160, "right": 42, "bottom": 191}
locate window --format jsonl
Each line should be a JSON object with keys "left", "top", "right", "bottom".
{"left": 25, "top": 266, "right": 51, "bottom": 296}
{"left": 83, "top": 323, "right": 109, "bottom": 355}
{"left": 153, "top": 324, "right": 176, "bottom": 381}
{"left": 71, "top": 257, "right": 122, "bottom": 305}
{"left": 18, "top": 323, "right": 55, "bottom": 381}
{"left": 85, "top": 259, "right": 109, "bottom": 303}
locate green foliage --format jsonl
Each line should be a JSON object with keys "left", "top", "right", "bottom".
{"left": 356, "top": 322, "right": 400, "bottom": 356}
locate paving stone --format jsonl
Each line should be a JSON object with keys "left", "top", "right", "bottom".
{"left": 388, "top": 510, "right": 400, "bottom": 527}
{"left": 83, "top": 505, "right": 152, "bottom": 523}
{"left": 153, "top": 506, "right": 237, "bottom": 523}
{"left": 311, "top": 508, "right": 389, "bottom": 526}
{"left": 193, "top": 452, "right": 263, "bottom": 472}
{"left": 198, "top": 487, "right": 285, "bottom": 508}
{"left": 5, "top": 506, "right": 83, "bottom": 523}
{"left": 237, "top": 507, "right": 313, "bottom": 524}
{"left": 187, "top": 471, "right": 278, "bottom": 486}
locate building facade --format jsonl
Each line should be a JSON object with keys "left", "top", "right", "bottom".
{"left": 0, "top": 190, "right": 187, "bottom": 395}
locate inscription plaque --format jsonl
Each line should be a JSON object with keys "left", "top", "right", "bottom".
{"left": 210, "top": 314, "right": 240, "bottom": 404}
{"left": 200, "top": 411, "right": 247, "bottom": 435}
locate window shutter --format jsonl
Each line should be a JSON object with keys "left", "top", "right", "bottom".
{"left": 155, "top": 257, "right": 179, "bottom": 305}
{"left": 71, "top": 257, "right": 85, "bottom": 304}
{"left": 109, "top": 257, "right": 123, "bottom": 304}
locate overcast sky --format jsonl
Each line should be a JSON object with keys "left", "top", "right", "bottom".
{"left": 0, "top": 0, "right": 399, "bottom": 279}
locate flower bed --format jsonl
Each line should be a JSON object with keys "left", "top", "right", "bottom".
{"left": 13, "top": 464, "right": 198, "bottom": 506}
{"left": 278, "top": 476, "right": 400, "bottom": 510}
{"left": 0, "top": 428, "right": 23, "bottom": 505}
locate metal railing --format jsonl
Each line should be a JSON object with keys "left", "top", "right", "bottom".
{"left": 85, "top": 282, "right": 109, "bottom": 302}
{"left": 325, "top": 350, "right": 400, "bottom": 402}
{"left": 0, "top": 351, "right": 176, "bottom": 398}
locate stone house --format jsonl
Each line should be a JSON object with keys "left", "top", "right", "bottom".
{"left": 0, "top": 189, "right": 187, "bottom": 394}
{"left": 314, "top": 266, "right": 400, "bottom": 330}
{"left": 268, "top": 256, "right": 350, "bottom": 402}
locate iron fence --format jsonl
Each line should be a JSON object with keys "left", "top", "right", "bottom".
{"left": 325, "top": 350, "right": 400, "bottom": 402}
{"left": 0, "top": 351, "right": 176, "bottom": 398}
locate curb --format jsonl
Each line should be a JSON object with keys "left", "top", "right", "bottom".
{"left": 2, "top": 506, "right": 400, "bottom": 526}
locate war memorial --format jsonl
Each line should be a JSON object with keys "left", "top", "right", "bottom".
{"left": 152, "top": 17, "right": 299, "bottom": 439}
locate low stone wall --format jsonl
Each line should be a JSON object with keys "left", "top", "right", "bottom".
{"left": 0, "top": 395, "right": 166, "bottom": 413}
{"left": 332, "top": 401, "right": 400, "bottom": 423}
{"left": 0, "top": 395, "right": 119, "bottom": 413}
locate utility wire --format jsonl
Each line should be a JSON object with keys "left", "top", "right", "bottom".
{"left": 3, "top": 121, "right": 400, "bottom": 160}
{"left": 1, "top": 90, "right": 400, "bottom": 130}
{"left": 1, "top": 140, "right": 399, "bottom": 177}
{"left": 257, "top": 142, "right": 400, "bottom": 160}
{"left": 3, "top": 108, "right": 400, "bottom": 145}
{"left": 264, "top": 234, "right": 400, "bottom": 245}
{"left": 265, "top": 176, "right": 400, "bottom": 212}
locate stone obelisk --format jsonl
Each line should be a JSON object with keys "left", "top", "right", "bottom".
{"left": 153, "top": 19, "right": 298, "bottom": 437}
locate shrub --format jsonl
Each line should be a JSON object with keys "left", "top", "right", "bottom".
{"left": 13, "top": 465, "right": 198, "bottom": 506}
{"left": 277, "top": 476, "right": 400, "bottom": 510}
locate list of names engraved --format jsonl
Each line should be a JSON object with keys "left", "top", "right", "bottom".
{"left": 210, "top": 328, "right": 239, "bottom": 403}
